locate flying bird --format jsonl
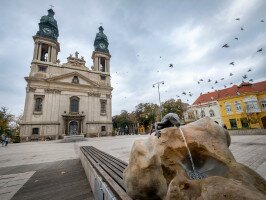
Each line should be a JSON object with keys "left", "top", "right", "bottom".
{"left": 169, "top": 64, "right": 173, "bottom": 68}
{"left": 182, "top": 92, "right": 187, "bottom": 95}
{"left": 249, "top": 79, "right": 253, "bottom": 82}
{"left": 229, "top": 73, "right": 233, "bottom": 76}
{"left": 235, "top": 18, "right": 240, "bottom": 20}
{"left": 261, "top": 19, "right": 264, "bottom": 22}
{"left": 224, "top": 85, "right": 227, "bottom": 88}
{"left": 234, "top": 37, "right": 238, "bottom": 40}
{"left": 208, "top": 79, "right": 211, "bottom": 82}
{"left": 176, "top": 95, "right": 180, "bottom": 98}
{"left": 189, "top": 93, "right": 193, "bottom": 97}
{"left": 160, "top": 56, "right": 162, "bottom": 58}
{"left": 211, "top": 86, "right": 214, "bottom": 89}
{"left": 215, "top": 80, "right": 218, "bottom": 84}
{"left": 222, "top": 44, "right": 229, "bottom": 48}
{"left": 230, "top": 62, "right": 234, "bottom": 66}
{"left": 241, "top": 27, "right": 244, "bottom": 31}
{"left": 221, "top": 78, "right": 224, "bottom": 80}
{"left": 199, "top": 79, "right": 204, "bottom": 81}
{"left": 197, "top": 81, "right": 200, "bottom": 84}
{"left": 248, "top": 68, "right": 252, "bottom": 72}
{"left": 230, "top": 82, "right": 233, "bottom": 85}
{"left": 257, "top": 48, "right": 263, "bottom": 52}
{"left": 242, "top": 75, "right": 247, "bottom": 79}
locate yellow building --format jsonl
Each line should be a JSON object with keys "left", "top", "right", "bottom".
{"left": 218, "top": 82, "right": 266, "bottom": 129}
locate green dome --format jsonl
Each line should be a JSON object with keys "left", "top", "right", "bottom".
{"left": 94, "top": 26, "right": 109, "bottom": 53}
{"left": 36, "top": 9, "right": 59, "bottom": 41}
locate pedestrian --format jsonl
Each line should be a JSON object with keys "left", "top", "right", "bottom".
{"left": 5, "top": 136, "right": 9, "bottom": 146}
{"left": 1, "top": 134, "right": 6, "bottom": 147}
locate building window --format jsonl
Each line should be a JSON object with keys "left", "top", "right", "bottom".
{"left": 101, "top": 126, "right": 106, "bottom": 132}
{"left": 38, "top": 65, "right": 47, "bottom": 72}
{"left": 261, "top": 100, "right": 266, "bottom": 111}
{"left": 100, "top": 57, "right": 106, "bottom": 72}
{"left": 72, "top": 76, "right": 79, "bottom": 84}
{"left": 34, "top": 95, "right": 44, "bottom": 113}
{"left": 100, "top": 75, "right": 106, "bottom": 80}
{"left": 70, "top": 96, "right": 79, "bottom": 113}
{"left": 209, "top": 109, "right": 215, "bottom": 117}
{"left": 245, "top": 101, "right": 260, "bottom": 113}
{"left": 40, "top": 44, "right": 49, "bottom": 62}
{"left": 201, "top": 110, "right": 205, "bottom": 118}
{"left": 240, "top": 118, "right": 249, "bottom": 128}
{"left": 235, "top": 101, "right": 242, "bottom": 113}
{"left": 229, "top": 119, "right": 237, "bottom": 129}
{"left": 100, "top": 100, "right": 107, "bottom": 114}
{"left": 225, "top": 103, "right": 232, "bottom": 114}
{"left": 32, "top": 128, "right": 39, "bottom": 135}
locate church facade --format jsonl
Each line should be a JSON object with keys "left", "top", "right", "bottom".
{"left": 20, "top": 9, "right": 113, "bottom": 141}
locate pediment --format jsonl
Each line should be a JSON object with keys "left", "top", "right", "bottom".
{"left": 46, "top": 71, "right": 99, "bottom": 87}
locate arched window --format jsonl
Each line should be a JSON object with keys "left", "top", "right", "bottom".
{"left": 100, "top": 57, "right": 106, "bottom": 72}
{"left": 34, "top": 95, "right": 44, "bottom": 114}
{"left": 209, "top": 109, "right": 215, "bottom": 117}
{"left": 70, "top": 96, "right": 79, "bottom": 113}
{"left": 201, "top": 110, "right": 205, "bottom": 118}
{"left": 72, "top": 76, "right": 79, "bottom": 84}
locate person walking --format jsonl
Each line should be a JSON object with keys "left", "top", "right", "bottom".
{"left": 1, "top": 134, "right": 6, "bottom": 147}
{"left": 5, "top": 136, "right": 9, "bottom": 147}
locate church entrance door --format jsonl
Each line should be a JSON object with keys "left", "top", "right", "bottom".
{"left": 69, "top": 121, "right": 78, "bottom": 135}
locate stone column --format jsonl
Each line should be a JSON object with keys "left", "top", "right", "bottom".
{"left": 33, "top": 43, "right": 37, "bottom": 60}
{"left": 48, "top": 46, "right": 51, "bottom": 62}
{"left": 52, "top": 47, "right": 55, "bottom": 63}
{"left": 38, "top": 43, "right": 42, "bottom": 60}
{"left": 107, "top": 58, "right": 110, "bottom": 73}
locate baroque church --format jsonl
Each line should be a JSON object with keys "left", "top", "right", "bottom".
{"left": 20, "top": 9, "right": 113, "bottom": 141}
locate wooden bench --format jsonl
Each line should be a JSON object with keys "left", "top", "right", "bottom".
{"left": 80, "top": 146, "right": 132, "bottom": 200}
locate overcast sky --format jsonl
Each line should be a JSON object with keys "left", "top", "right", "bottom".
{"left": 0, "top": 0, "right": 265, "bottom": 117}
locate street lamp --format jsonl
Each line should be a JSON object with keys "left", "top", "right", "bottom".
{"left": 153, "top": 81, "right": 164, "bottom": 120}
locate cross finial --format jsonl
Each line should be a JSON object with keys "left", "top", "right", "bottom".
{"left": 49, "top": 5, "right": 54, "bottom": 9}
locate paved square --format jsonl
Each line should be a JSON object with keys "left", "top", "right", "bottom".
{"left": 0, "top": 134, "right": 265, "bottom": 200}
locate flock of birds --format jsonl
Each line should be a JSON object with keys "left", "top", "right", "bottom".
{"left": 113, "top": 17, "right": 264, "bottom": 104}
{"left": 174, "top": 17, "right": 264, "bottom": 102}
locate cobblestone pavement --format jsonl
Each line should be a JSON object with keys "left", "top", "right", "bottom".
{"left": 0, "top": 135, "right": 265, "bottom": 199}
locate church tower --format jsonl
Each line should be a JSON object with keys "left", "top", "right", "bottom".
{"left": 92, "top": 26, "right": 111, "bottom": 75}
{"left": 20, "top": 10, "right": 113, "bottom": 142}
{"left": 32, "top": 8, "right": 60, "bottom": 65}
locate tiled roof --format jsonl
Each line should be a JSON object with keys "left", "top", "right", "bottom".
{"left": 192, "top": 81, "right": 266, "bottom": 105}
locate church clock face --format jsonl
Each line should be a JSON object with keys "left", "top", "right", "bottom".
{"left": 43, "top": 27, "right": 52, "bottom": 34}
{"left": 99, "top": 43, "right": 106, "bottom": 49}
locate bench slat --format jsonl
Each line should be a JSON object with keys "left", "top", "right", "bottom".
{"left": 80, "top": 147, "right": 132, "bottom": 200}
{"left": 82, "top": 147, "right": 126, "bottom": 190}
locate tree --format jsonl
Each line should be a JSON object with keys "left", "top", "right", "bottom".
{"left": 112, "top": 110, "right": 136, "bottom": 133}
{"left": 161, "top": 99, "right": 185, "bottom": 120}
{"left": 135, "top": 103, "right": 159, "bottom": 131}
{"left": 0, "top": 107, "right": 14, "bottom": 137}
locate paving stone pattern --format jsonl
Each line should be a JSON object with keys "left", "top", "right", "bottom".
{"left": 0, "top": 135, "right": 265, "bottom": 200}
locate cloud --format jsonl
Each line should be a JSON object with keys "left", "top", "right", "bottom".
{"left": 0, "top": 0, "right": 265, "bottom": 117}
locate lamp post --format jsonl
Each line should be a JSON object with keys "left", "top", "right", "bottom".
{"left": 153, "top": 81, "right": 164, "bottom": 120}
